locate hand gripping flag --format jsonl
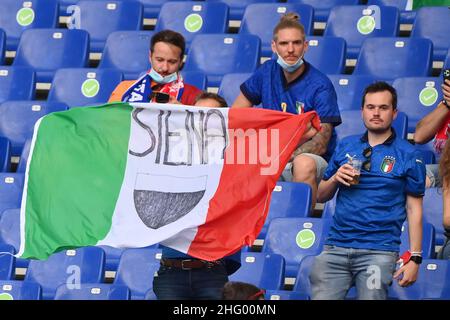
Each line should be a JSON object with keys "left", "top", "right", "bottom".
{"left": 17, "top": 102, "right": 320, "bottom": 260}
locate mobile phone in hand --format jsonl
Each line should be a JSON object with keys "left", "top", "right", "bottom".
{"left": 444, "top": 68, "right": 450, "bottom": 82}
{"left": 152, "top": 91, "right": 170, "bottom": 103}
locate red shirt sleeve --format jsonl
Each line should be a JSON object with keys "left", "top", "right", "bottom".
{"left": 180, "top": 84, "right": 202, "bottom": 106}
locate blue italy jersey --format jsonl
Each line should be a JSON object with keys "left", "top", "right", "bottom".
{"left": 323, "top": 130, "right": 426, "bottom": 252}
{"left": 240, "top": 60, "right": 341, "bottom": 161}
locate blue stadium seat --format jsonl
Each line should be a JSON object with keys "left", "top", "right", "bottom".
{"left": 411, "top": 7, "right": 450, "bottom": 62}
{"left": 0, "top": 101, "right": 69, "bottom": 156}
{"left": 0, "top": 0, "right": 59, "bottom": 51}
{"left": 321, "top": 192, "right": 337, "bottom": 219}
{"left": 184, "top": 34, "right": 260, "bottom": 87}
{"left": 135, "top": 0, "right": 188, "bottom": 19}
{"left": 259, "top": 182, "right": 313, "bottom": 239}
{"left": 0, "top": 280, "right": 41, "bottom": 300}
{"left": 327, "top": 75, "right": 376, "bottom": 111}
{"left": 113, "top": 247, "right": 162, "bottom": 299}
{"left": 292, "top": 254, "right": 315, "bottom": 297}
{"left": 393, "top": 77, "right": 443, "bottom": 134}
{"left": 0, "top": 137, "right": 11, "bottom": 172}
{"left": 422, "top": 188, "right": 445, "bottom": 246}
{"left": 335, "top": 110, "right": 408, "bottom": 140}
{"left": 48, "top": 68, "right": 124, "bottom": 107}
{"left": 444, "top": 49, "right": 450, "bottom": 72}
{"left": 76, "top": 0, "right": 143, "bottom": 53}
{"left": 0, "top": 244, "right": 14, "bottom": 280}
{"left": 0, "top": 209, "right": 28, "bottom": 269}
{"left": 17, "top": 139, "right": 31, "bottom": 173}
{"left": 304, "top": 36, "right": 346, "bottom": 75}
{"left": 229, "top": 252, "right": 285, "bottom": 290}
{"left": 0, "top": 173, "right": 24, "bottom": 214}
{"left": 0, "top": 29, "right": 5, "bottom": 65}
{"left": 324, "top": 5, "right": 400, "bottom": 60}
{"left": 25, "top": 246, "right": 106, "bottom": 300}
{"left": 353, "top": 38, "right": 433, "bottom": 80}
{"left": 54, "top": 283, "right": 130, "bottom": 300}
{"left": 58, "top": 0, "right": 78, "bottom": 16}
{"left": 399, "top": 221, "right": 435, "bottom": 259}
{"left": 265, "top": 289, "right": 309, "bottom": 300}
{"left": 0, "top": 66, "right": 35, "bottom": 103}
{"left": 240, "top": 3, "right": 314, "bottom": 57}
{"left": 218, "top": 73, "right": 252, "bottom": 106}
{"left": 155, "top": 2, "right": 229, "bottom": 48}
{"left": 388, "top": 259, "right": 450, "bottom": 300}
{"left": 13, "top": 29, "right": 90, "bottom": 83}
{"left": 206, "top": 0, "right": 277, "bottom": 21}
{"left": 99, "top": 31, "right": 153, "bottom": 80}
{"left": 181, "top": 70, "right": 207, "bottom": 91}
{"left": 287, "top": 0, "right": 360, "bottom": 23}
{"left": 367, "top": 0, "right": 416, "bottom": 24}
{"left": 262, "top": 217, "right": 332, "bottom": 277}
{"left": 97, "top": 246, "right": 124, "bottom": 272}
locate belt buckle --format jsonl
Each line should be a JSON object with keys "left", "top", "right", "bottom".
{"left": 181, "top": 259, "right": 193, "bottom": 270}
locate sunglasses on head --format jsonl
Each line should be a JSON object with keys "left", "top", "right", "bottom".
{"left": 362, "top": 146, "right": 372, "bottom": 171}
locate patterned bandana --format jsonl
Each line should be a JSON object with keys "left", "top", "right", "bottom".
{"left": 120, "top": 70, "right": 185, "bottom": 103}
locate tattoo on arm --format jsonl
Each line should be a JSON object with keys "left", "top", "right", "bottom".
{"left": 292, "top": 123, "right": 333, "bottom": 157}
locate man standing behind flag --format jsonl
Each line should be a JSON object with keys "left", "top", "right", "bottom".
{"left": 232, "top": 12, "right": 341, "bottom": 211}
{"left": 310, "top": 82, "right": 425, "bottom": 300}
{"left": 108, "top": 29, "right": 201, "bottom": 105}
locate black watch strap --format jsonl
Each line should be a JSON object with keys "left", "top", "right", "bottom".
{"left": 410, "top": 255, "right": 422, "bottom": 265}
{"left": 443, "top": 99, "right": 450, "bottom": 110}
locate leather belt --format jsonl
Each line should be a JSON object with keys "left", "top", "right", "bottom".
{"left": 160, "top": 258, "right": 222, "bottom": 270}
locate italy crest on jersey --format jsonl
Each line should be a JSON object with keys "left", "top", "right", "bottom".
{"left": 380, "top": 156, "right": 395, "bottom": 173}
{"left": 296, "top": 101, "right": 305, "bottom": 114}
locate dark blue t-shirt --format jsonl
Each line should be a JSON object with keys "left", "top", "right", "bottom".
{"left": 240, "top": 60, "right": 341, "bottom": 161}
{"left": 323, "top": 130, "right": 426, "bottom": 252}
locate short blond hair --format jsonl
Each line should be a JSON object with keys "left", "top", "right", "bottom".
{"left": 273, "top": 12, "right": 305, "bottom": 41}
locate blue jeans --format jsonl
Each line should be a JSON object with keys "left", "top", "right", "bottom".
{"left": 153, "top": 262, "right": 229, "bottom": 300}
{"left": 310, "top": 245, "right": 398, "bottom": 300}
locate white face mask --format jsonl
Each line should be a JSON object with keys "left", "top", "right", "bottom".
{"left": 149, "top": 68, "right": 178, "bottom": 84}
{"left": 276, "top": 53, "right": 304, "bottom": 73}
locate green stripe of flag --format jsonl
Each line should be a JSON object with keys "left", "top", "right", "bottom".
{"left": 412, "top": 0, "right": 450, "bottom": 9}
{"left": 21, "top": 103, "right": 132, "bottom": 259}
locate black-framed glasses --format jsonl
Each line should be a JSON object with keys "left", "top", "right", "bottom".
{"left": 362, "top": 146, "right": 372, "bottom": 171}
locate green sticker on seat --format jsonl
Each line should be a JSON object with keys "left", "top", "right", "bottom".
{"left": 16, "top": 8, "right": 35, "bottom": 27}
{"left": 357, "top": 16, "right": 376, "bottom": 35}
{"left": 81, "top": 79, "right": 100, "bottom": 98}
{"left": 184, "top": 14, "right": 203, "bottom": 33}
{"left": 419, "top": 87, "right": 438, "bottom": 106}
{"left": 0, "top": 293, "right": 13, "bottom": 300}
{"left": 296, "top": 229, "right": 316, "bottom": 249}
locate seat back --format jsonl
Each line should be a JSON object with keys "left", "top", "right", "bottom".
{"left": 290, "top": 0, "right": 360, "bottom": 22}
{"left": 240, "top": 3, "right": 313, "bottom": 57}
{"left": 155, "top": 2, "right": 228, "bottom": 46}
{"left": 180, "top": 70, "right": 207, "bottom": 91}
{"left": 324, "top": 5, "right": 399, "bottom": 59}
{"left": 304, "top": 36, "right": 346, "bottom": 74}
{"left": 0, "top": 66, "right": 35, "bottom": 103}
{"left": 99, "top": 31, "right": 153, "bottom": 80}
{"left": 422, "top": 187, "right": 445, "bottom": 246}
{"left": 13, "top": 29, "right": 90, "bottom": 83}
{"left": 54, "top": 283, "right": 130, "bottom": 300}
{"left": 25, "top": 247, "right": 105, "bottom": 299}
{"left": 393, "top": 77, "right": 443, "bottom": 133}
{"left": 0, "top": 280, "right": 41, "bottom": 300}
{"left": 399, "top": 221, "right": 435, "bottom": 259}
{"left": 327, "top": 75, "right": 376, "bottom": 111}
{"left": 0, "top": 0, "right": 59, "bottom": 51}
{"left": 0, "top": 173, "right": 24, "bottom": 214}
{"left": 353, "top": 37, "right": 433, "bottom": 80}
{"left": 48, "top": 68, "right": 123, "bottom": 107}
{"left": 229, "top": 252, "right": 285, "bottom": 290}
{"left": 77, "top": 0, "right": 143, "bottom": 52}
{"left": 262, "top": 217, "right": 332, "bottom": 277}
{"left": 0, "top": 244, "right": 15, "bottom": 280}
{"left": 218, "top": 73, "right": 252, "bottom": 106}
{"left": 206, "top": 0, "right": 277, "bottom": 20}
{"left": 0, "top": 100, "right": 68, "bottom": 156}
{"left": 184, "top": 34, "right": 260, "bottom": 87}
{"left": 113, "top": 247, "right": 162, "bottom": 299}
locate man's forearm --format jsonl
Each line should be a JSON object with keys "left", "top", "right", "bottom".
{"left": 292, "top": 123, "right": 333, "bottom": 157}
{"left": 406, "top": 195, "right": 423, "bottom": 253}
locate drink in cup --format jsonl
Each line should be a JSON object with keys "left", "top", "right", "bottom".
{"left": 349, "top": 159, "right": 362, "bottom": 185}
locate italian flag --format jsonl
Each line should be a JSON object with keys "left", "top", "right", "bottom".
{"left": 18, "top": 103, "right": 320, "bottom": 261}
{"left": 406, "top": 0, "right": 450, "bottom": 9}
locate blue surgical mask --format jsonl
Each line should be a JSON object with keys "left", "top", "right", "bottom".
{"left": 149, "top": 68, "right": 178, "bottom": 84}
{"left": 276, "top": 53, "right": 304, "bottom": 73}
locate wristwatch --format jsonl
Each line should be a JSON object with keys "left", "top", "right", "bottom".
{"left": 410, "top": 255, "right": 422, "bottom": 265}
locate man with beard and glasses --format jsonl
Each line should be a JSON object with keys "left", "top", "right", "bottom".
{"left": 310, "top": 82, "right": 425, "bottom": 300}
{"left": 232, "top": 12, "right": 341, "bottom": 212}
